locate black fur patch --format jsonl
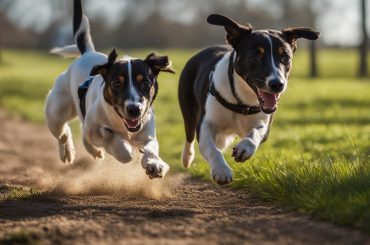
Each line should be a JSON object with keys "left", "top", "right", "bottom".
{"left": 76, "top": 32, "right": 86, "bottom": 54}
{"left": 78, "top": 77, "right": 94, "bottom": 119}
{"left": 73, "top": 0, "right": 83, "bottom": 36}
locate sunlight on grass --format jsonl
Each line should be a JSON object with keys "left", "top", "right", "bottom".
{"left": 0, "top": 185, "right": 40, "bottom": 201}
{"left": 0, "top": 48, "right": 370, "bottom": 232}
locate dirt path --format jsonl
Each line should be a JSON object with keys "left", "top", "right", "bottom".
{"left": 0, "top": 110, "right": 368, "bottom": 245}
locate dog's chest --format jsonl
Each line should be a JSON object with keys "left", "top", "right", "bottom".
{"left": 204, "top": 95, "right": 270, "bottom": 137}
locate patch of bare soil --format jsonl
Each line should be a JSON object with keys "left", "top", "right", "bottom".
{"left": 0, "top": 110, "right": 368, "bottom": 245}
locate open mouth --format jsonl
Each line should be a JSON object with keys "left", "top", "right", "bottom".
{"left": 258, "top": 90, "right": 281, "bottom": 114}
{"left": 124, "top": 117, "right": 142, "bottom": 132}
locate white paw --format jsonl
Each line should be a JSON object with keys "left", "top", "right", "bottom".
{"left": 59, "top": 140, "right": 75, "bottom": 164}
{"left": 182, "top": 141, "right": 195, "bottom": 168}
{"left": 143, "top": 158, "right": 170, "bottom": 179}
{"left": 211, "top": 165, "right": 233, "bottom": 185}
{"left": 232, "top": 138, "right": 257, "bottom": 162}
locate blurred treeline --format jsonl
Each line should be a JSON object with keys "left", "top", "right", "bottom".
{"left": 0, "top": 0, "right": 326, "bottom": 49}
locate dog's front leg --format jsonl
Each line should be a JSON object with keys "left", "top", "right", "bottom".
{"left": 232, "top": 123, "right": 268, "bottom": 162}
{"left": 140, "top": 138, "right": 169, "bottom": 179}
{"left": 199, "top": 121, "right": 233, "bottom": 185}
{"left": 136, "top": 115, "right": 169, "bottom": 179}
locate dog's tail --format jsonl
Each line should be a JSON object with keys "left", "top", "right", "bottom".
{"left": 73, "top": 0, "right": 95, "bottom": 55}
{"left": 50, "top": 0, "right": 95, "bottom": 58}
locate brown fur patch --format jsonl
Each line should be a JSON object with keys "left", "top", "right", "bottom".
{"left": 258, "top": 47, "right": 265, "bottom": 55}
{"left": 118, "top": 75, "right": 125, "bottom": 83}
{"left": 278, "top": 47, "right": 285, "bottom": 55}
{"left": 136, "top": 74, "right": 144, "bottom": 82}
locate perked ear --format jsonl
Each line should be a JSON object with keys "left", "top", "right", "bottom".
{"left": 90, "top": 48, "right": 118, "bottom": 78}
{"left": 145, "top": 52, "right": 176, "bottom": 76}
{"left": 282, "top": 27, "right": 320, "bottom": 51}
{"left": 207, "top": 14, "right": 253, "bottom": 49}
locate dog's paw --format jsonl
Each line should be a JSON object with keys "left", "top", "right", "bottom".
{"left": 232, "top": 138, "right": 257, "bottom": 162}
{"left": 182, "top": 141, "right": 195, "bottom": 168}
{"left": 58, "top": 139, "right": 75, "bottom": 164}
{"left": 143, "top": 158, "right": 170, "bottom": 179}
{"left": 83, "top": 138, "right": 105, "bottom": 160}
{"left": 211, "top": 165, "right": 233, "bottom": 185}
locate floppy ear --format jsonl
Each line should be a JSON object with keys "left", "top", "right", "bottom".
{"left": 90, "top": 48, "right": 118, "bottom": 78}
{"left": 207, "top": 14, "right": 252, "bottom": 49}
{"left": 282, "top": 27, "right": 320, "bottom": 51}
{"left": 145, "top": 52, "right": 176, "bottom": 76}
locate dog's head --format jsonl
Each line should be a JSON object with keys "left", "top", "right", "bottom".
{"left": 91, "top": 49, "right": 175, "bottom": 132}
{"left": 207, "top": 14, "right": 320, "bottom": 112}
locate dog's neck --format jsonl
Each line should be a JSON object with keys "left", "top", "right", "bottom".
{"left": 213, "top": 52, "right": 259, "bottom": 106}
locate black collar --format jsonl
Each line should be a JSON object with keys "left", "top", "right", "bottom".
{"left": 209, "top": 81, "right": 262, "bottom": 115}
{"left": 209, "top": 51, "right": 276, "bottom": 115}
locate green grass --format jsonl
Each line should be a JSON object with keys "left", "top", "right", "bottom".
{"left": 1, "top": 231, "right": 40, "bottom": 245}
{"left": 0, "top": 185, "right": 40, "bottom": 201}
{"left": 0, "top": 48, "right": 370, "bottom": 232}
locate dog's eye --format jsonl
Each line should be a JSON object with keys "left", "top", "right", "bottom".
{"left": 111, "top": 80, "right": 121, "bottom": 89}
{"left": 142, "top": 80, "right": 151, "bottom": 89}
{"left": 111, "top": 76, "right": 124, "bottom": 89}
{"left": 248, "top": 56, "right": 260, "bottom": 64}
{"left": 281, "top": 54, "right": 291, "bottom": 65}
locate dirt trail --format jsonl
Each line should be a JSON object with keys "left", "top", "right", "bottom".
{"left": 0, "top": 110, "right": 368, "bottom": 245}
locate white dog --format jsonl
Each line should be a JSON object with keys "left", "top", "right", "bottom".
{"left": 45, "top": 0, "right": 174, "bottom": 179}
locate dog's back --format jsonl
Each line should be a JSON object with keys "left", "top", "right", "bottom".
{"left": 178, "top": 45, "right": 231, "bottom": 144}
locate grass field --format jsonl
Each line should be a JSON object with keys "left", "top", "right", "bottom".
{"left": 0, "top": 48, "right": 369, "bottom": 233}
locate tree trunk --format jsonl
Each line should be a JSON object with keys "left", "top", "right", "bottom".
{"left": 309, "top": 41, "right": 318, "bottom": 77}
{"left": 307, "top": 1, "right": 318, "bottom": 78}
{"left": 359, "top": 0, "right": 368, "bottom": 77}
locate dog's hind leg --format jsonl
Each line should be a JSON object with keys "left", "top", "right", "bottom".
{"left": 83, "top": 137, "right": 104, "bottom": 159}
{"left": 178, "top": 73, "right": 199, "bottom": 168}
{"left": 45, "top": 73, "right": 77, "bottom": 163}
{"left": 83, "top": 125, "right": 133, "bottom": 164}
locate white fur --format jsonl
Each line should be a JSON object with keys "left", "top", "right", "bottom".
{"left": 198, "top": 52, "right": 271, "bottom": 185}
{"left": 50, "top": 15, "right": 94, "bottom": 58}
{"left": 266, "top": 35, "right": 286, "bottom": 90}
{"left": 182, "top": 140, "right": 195, "bottom": 168}
{"left": 45, "top": 16, "right": 169, "bottom": 179}
{"left": 75, "top": 15, "right": 95, "bottom": 53}
{"left": 50, "top": 45, "right": 80, "bottom": 58}
{"left": 124, "top": 58, "right": 141, "bottom": 107}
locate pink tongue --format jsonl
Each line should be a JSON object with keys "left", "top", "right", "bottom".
{"left": 126, "top": 118, "right": 139, "bottom": 128}
{"left": 260, "top": 92, "right": 277, "bottom": 109}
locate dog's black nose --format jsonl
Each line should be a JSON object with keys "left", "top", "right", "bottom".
{"left": 268, "top": 79, "right": 284, "bottom": 93}
{"left": 126, "top": 105, "right": 141, "bottom": 118}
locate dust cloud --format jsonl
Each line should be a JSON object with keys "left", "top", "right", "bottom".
{"left": 46, "top": 154, "right": 175, "bottom": 199}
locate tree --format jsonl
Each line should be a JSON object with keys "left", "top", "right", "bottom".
{"left": 307, "top": 1, "right": 318, "bottom": 78}
{"left": 359, "top": 0, "right": 368, "bottom": 77}
{"left": 280, "top": 0, "right": 319, "bottom": 78}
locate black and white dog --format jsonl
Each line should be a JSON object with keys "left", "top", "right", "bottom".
{"left": 178, "top": 14, "right": 319, "bottom": 185}
{"left": 45, "top": 0, "right": 174, "bottom": 179}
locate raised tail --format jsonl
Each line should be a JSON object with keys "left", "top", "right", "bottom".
{"left": 50, "top": 0, "right": 95, "bottom": 57}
